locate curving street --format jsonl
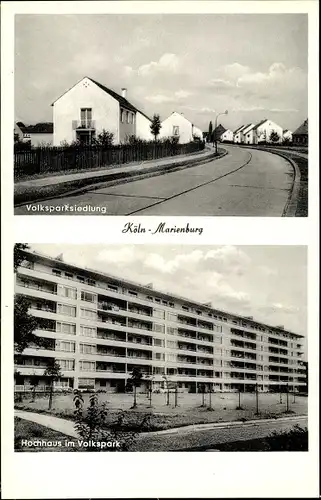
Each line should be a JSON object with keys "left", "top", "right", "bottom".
{"left": 15, "top": 145, "right": 296, "bottom": 216}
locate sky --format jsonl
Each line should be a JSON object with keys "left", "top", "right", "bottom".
{"left": 15, "top": 14, "right": 308, "bottom": 132}
{"left": 28, "top": 244, "right": 307, "bottom": 337}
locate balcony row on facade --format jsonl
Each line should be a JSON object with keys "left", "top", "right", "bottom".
{"left": 17, "top": 263, "right": 304, "bottom": 345}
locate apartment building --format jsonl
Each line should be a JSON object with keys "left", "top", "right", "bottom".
{"left": 14, "top": 250, "right": 307, "bottom": 394}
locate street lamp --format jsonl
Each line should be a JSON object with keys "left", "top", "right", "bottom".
{"left": 213, "top": 110, "right": 228, "bottom": 154}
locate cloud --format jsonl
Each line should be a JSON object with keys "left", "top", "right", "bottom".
{"left": 237, "top": 62, "right": 307, "bottom": 92}
{"left": 138, "top": 53, "right": 180, "bottom": 76}
{"left": 175, "top": 89, "right": 193, "bottom": 99}
{"left": 208, "top": 78, "right": 234, "bottom": 90}
{"left": 220, "top": 63, "right": 251, "bottom": 80}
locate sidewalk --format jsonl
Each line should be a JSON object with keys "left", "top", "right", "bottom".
{"left": 15, "top": 146, "right": 224, "bottom": 206}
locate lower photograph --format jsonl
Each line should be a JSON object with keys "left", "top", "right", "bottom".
{"left": 14, "top": 243, "right": 308, "bottom": 452}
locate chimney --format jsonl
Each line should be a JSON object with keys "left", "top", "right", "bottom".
{"left": 121, "top": 88, "right": 127, "bottom": 99}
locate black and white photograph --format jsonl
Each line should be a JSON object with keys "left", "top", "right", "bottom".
{"left": 14, "top": 13, "right": 308, "bottom": 216}
{"left": 14, "top": 244, "right": 308, "bottom": 452}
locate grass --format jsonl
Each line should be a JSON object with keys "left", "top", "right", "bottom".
{"left": 15, "top": 392, "right": 308, "bottom": 432}
{"left": 14, "top": 417, "right": 78, "bottom": 452}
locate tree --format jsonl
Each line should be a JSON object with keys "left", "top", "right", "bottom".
{"left": 14, "top": 295, "right": 47, "bottom": 353}
{"left": 93, "top": 129, "right": 114, "bottom": 147}
{"left": 270, "top": 130, "right": 280, "bottom": 143}
{"left": 150, "top": 114, "right": 162, "bottom": 141}
{"left": 199, "top": 383, "right": 206, "bottom": 407}
{"left": 44, "top": 361, "right": 62, "bottom": 410}
{"left": 14, "top": 243, "right": 29, "bottom": 272}
{"left": 126, "top": 367, "right": 143, "bottom": 408}
{"left": 208, "top": 121, "right": 213, "bottom": 143}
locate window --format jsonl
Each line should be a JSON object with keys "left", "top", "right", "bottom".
{"left": 80, "top": 325, "right": 96, "bottom": 338}
{"left": 108, "top": 285, "right": 118, "bottom": 292}
{"left": 81, "top": 291, "right": 97, "bottom": 303}
{"left": 80, "top": 343, "right": 96, "bottom": 354}
{"left": 78, "top": 378, "right": 95, "bottom": 389}
{"left": 56, "top": 340, "right": 75, "bottom": 352}
{"left": 65, "top": 272, "right": 73, "bottom": 279}
{"left": 155, "top": 352, "right": 165, "bottom": 360}
{"left": 57, "top": 303, "right": 76, "bottom": 317}
{"left": 167, "top": 353, "right": 177, "bottom": 362}
{"left": 167, "top": 312, "right": 177, "bottom": 322}
{"left": 56, "top": 322, "right": 76, "bottom": 335}
{"left": 162, "top": 300, "right": 168, "bottom": 306}
{"left": 57, "top": 359, "right": 75, "bottom": 371}
{"left": 154, "top": 298, "right": 161, "bottom": 303}
{"left": 169, "top": 302, "right": 175, "bottom": 308}
{"left": 167, "top": 340, "right": 177, "bottom": 349}
{"left": 182, "top": 305, "right": 189, "bottom": 311}
{"left": 153, "top": 323, "right": 165, "bottom": 333}
{"left": 57, "top": 285, "right": 77, "bottom": 299}
{"left": 80, "top": 108, "right": 92, "bottom": 127}
{"left": 173, "top": 126, "right": 179, "bottom": 136}
{"left": 120, "top": 109, "right": 124, "bottom": 123}
{"left": 128, "top": 290, "right": 138, "bottom": 297}
{"left": 167, "top": 326, "right": 178, "bottom": 335}
{"left": 80, "top": 361, "right": 95, "bottom": 371}
{"left": 77, "top": 276, "right": 85, "bottom": 283}
{"left": 126, "top": 111, "right": 130, "bottom": 124}
{"left": 147, "top": 296, "right": 154, "bottom": 302}
{"left": 87, "top": 279, "right": 96, "bottom": 287}
{"left": 52, "top": 269, "right": 61, "bottom": 276}
{"left": 153, "top": 366, "right": 165, "bottom": 374}
{"left": 153, "top": 309, "right": 165, "bottom": 320}
{"left": 80, "top": 308, "right": 97, "bottom": 320}
{"left": 153, "top": 338, "right": 165, "bottom": 347}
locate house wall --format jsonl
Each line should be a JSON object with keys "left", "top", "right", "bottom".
{"left": 244, "top": 130, "right": 257, "bottom": 145}
{"left": 119, "top": 108, "right": 136, "bottom": 143}
{"left": 220, "top": 130, "right": 233, "bottom": 142}
{"left": 256, "top": 120, "right": 283, "bottom": 143}
{"left": 30, "top": 133, "right": 53, "bottom": 146}
{"left": 136, "top": 112, "right": 153, "bottom": 141}
{"left": 192, "top": 125, "right": 203, "bottom": 140}
{"left": 53, "top": 77, "right": 120, "bottom": 146}
{"left": 233, "top": 130, "right": 244, "bottom": 143}
{"left": 283, "top": 131, "right": 293, "bottom": 142}
{"left": 159, "top": 112, "right": 195, "bottom": 144}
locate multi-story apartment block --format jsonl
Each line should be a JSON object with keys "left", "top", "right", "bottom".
{"left": 14, "top": 250, "right": 307, "bottom": 394}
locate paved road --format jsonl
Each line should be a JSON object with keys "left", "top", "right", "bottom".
{"left": 135, "top": 416, "right": 308, "bottom": 451}
{"left": 15, "top": 145, "right": 295, "bottom": 216}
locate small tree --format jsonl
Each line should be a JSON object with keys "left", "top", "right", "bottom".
{"left": 270, "top": 130, "right": 280, "bottom": 143}
{"left": 199, "top": 383, "right": 206, "bottom": 407}
{"left": 14, "top": 243, "right": 29, "bottom": 272}
{"left": 208, "top": 121, "right": 213, "bottom": 143}
{"left": 150, "top": 114, "right": 162, "bottom": 141}
{"left": 14, "top": 295, "right": 48, "bottom": 353}
{"left": 93, "top": 129, "right": 114, "bottom": 147}
{"left": 44, "top": 361, "right": 62, "bottom": 410}
{"left": 127, "top": 367, "right": 143, "bottom": 408}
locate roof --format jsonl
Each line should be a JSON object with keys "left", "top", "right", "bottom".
{"left": 52, "top": 76, "right": 151, "bottom": 121}
{"left": 253, "top": 119, "right": 268, "bottom": 131}
{"left": 293, "top": 119, "right": 308, "bottom": 136}
{"left": 233, "top": 125, "right": 246, "bottom": 134}
{"left": 19, "top": 123, "right": 53, "bottom": 134}
{"left": 242, "top": 123, "right": 255, "bottom": 134}
{"left": 214, "top": 124, "right": 226, "bottom": 136}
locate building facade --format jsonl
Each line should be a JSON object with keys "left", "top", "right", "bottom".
{"left": 254, "top": 119, "right": 283, "bottom": 144}
{"left": 52, "top": 77, "right": 152, "bottom": 146}
{"left": 292, "top": 119, "right": 308, "bottom": 146}
{"left": 159, "top": 112, "right": 202, "bottom": 144}
{"left": 14, "top": 250, "right": 306, "bottom": 394}
{"left": 220, "top": 129, "right": 234, "bottom": 142}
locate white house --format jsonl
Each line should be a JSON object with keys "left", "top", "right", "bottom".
{"left": 253, "top": 119, "right": 283, "bottom": 144}
{"left": 220, "top": 129, "right": 234, "bottom": 142}
{"left": 283, "top": 129, "right": 293, "bottom": 143}
{"left": 159, "top": 112, "right": 202, "bottom": 144}
{"left": 15, "top": 123, "right": 54, "bottom": 146}
{"left": 233, "top": 125, "right": 247, "bottom": 143}
{"left": 243, "top": 124, "right": 257, "bottom": 145}
{"left": 52, "top": 76, "right": 152, "bottom": 146}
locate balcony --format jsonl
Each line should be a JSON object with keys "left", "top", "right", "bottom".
{"left": 72, "top": 120, "right": 96, "bottom": 130}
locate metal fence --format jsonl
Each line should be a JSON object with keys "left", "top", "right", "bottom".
{"left": 14, "top": 141, "right": 205, "bottom": 179}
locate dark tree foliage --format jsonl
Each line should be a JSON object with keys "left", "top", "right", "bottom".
{"left": 14, "top": 295, "right": 49, "bottom": 353}
{"left": 150, "top": 114, "right": 162, "bottom": 140}
{"left": 14, "top": 243, "right": 29, "bottom": 272}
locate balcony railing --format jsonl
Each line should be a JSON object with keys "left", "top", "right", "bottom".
{"left": 72, "top": 120, "right": 96, "bottom": 130}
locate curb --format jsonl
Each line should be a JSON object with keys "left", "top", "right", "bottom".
{"left": 14, "top": 149, "right": 227, "bottom": 207}
{"left": 239, "top": 145, "right": 302, "bottom": 217}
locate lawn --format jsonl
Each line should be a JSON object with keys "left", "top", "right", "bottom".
{"left": 15, "top": 391, "right": 308, "bottom": 432}
{"left": 14, "top": 417, "right": 78, "bottom": 452}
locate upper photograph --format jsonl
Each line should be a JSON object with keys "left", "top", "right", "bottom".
{"left": 14, "top": 14, "right": 308, "bottom": 216}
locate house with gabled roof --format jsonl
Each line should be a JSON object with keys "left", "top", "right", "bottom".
{"left": 159, "top": 112, "right": 202, "bottom": 144}
{"left": 253, "top": 118, "right": 283, "bottom": 144}
{"left": 233, "top": 123, "right": 253, "bottom": 143}
{"left": 51, "top": 76, "right": 152, "bottom": 146}
{"left": 220, "top": 129, "right": 234, "bottom": 142}
{"left": 292, "top": 119, "right": 308, "bottom": 145}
